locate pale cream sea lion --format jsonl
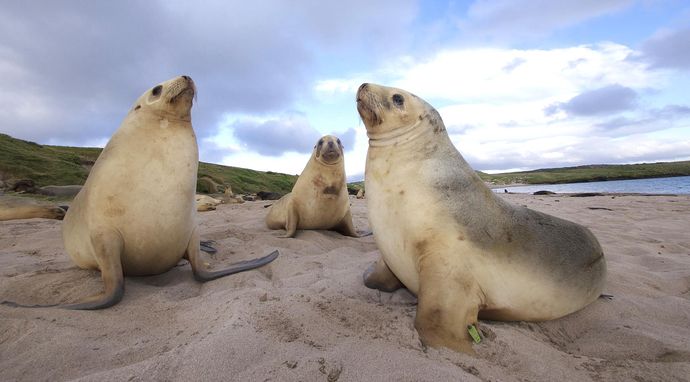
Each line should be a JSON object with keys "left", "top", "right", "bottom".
{"left": 195, "top": 194, "right": 222, "bottom": 212}
{"left": 265, "top": 135, "right": 357, "bottom": 238}
{"left": 0, "top": 202, "right": 66, "bottom": 221}
{"left": 357, "top": 83, "right": 606, "bottom": 353}
{"left": 3, "top": 76, "right": 278, "bottom": 310}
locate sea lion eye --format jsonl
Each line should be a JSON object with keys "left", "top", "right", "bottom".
{"left": 392, "top": 94, "right": 404, "bottom": 107}
{"left": 151, "top": 85, "right": 163, "bottom": 96}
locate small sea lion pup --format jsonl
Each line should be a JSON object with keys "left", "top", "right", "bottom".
{"left": 356, "top": 83, "right": 606, "bottom": 353}
{"left": 265, "top": 135, "right": 357, "bottom": 238}
{"left": 3, "top": 76, "right": 278, "bottom": 310}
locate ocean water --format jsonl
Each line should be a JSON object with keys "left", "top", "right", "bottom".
{"left": 494, "top": 175, "right": 690, "bottom": 195}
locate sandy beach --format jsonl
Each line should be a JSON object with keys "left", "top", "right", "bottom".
{"left": 1, "top": 193, "right": 689, "bottom": 381}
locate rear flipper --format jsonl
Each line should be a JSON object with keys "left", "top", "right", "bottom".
{"left": 1, "top": 228, "right": 125, "bottom": 310}
{"left": 200, "top": 239, "right": 217, "bottom": 254}
{"left": 185, "top": 227, "right": 279, "bottom": 282}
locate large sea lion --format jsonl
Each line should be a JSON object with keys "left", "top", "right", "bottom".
{"left": 356, "top": 83, "right": 606, "bottom": 353}
{"left": 3, "top": 76, "right": 278, "bottom": 310}
{"left": 265, "top": 135, "right": 357, "bottom": 238}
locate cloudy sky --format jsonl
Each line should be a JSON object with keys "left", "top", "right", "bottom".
{"left": 2, "top": 1, "right": 689, "bottom": 179}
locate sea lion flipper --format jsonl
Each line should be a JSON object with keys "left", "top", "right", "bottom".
{"left": 63, "top": 229, "right": 125, "bottom": 310}
{"left": 185, "top": 228, "right": 280, "bottom": 281}
{"left": 333, "top": 210, "right": 358, "bottom": 237}
{"left": 363, "top": 257, "right": 403, "bottom": 292}
{"left": 414, "top": 256, "right": 480, "bottom": 354}
{"left": 280, "top": 200, "right": 298, "bottom": 238}
{"left": 199, "top": 240, "right": 217, "bottom": 254}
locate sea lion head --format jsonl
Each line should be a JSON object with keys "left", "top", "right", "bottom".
{"left": 313, "top": 135, "right": 344, "bottom": 165}
{"left": 130, "top": 75, "right": 196, "bottom": 121}
{"left": 356, "top": 83, "right": 445, "bottom": 145}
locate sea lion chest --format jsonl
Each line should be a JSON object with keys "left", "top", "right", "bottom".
{"left": 365, "top": 147, "right": 439, "bottom": 294}
{"left": 65, "top": 116, "right": 198, "bottom": 275}
{"left": 292, "top": 165, "right": 349, "bottom": 227}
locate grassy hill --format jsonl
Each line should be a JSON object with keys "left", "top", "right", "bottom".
{"left": 478, "top": 162, "right": 690, "bottom": 186}
{"left": 3, "top": 133, "right": 689, "bottom": 193}
{"left": 0, "top": 133, "right": 297, "bottom": 194}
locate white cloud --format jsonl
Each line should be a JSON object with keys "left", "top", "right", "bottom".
{"left": 316, "top": 42, "right": 690, "bottom": 174}
{"left": 389, "top": 43, "right": 660, "bottom": 102}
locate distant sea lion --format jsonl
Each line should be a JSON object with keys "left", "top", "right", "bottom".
{"left": 9, "top": 179, "right": 39, "bottom": 193}
{"left": 0, "top": 203, "right": 66, "bottom": 221}
{"left": 3, "top": 76, "right": 278, "bottom": 310}
{"left": 224, "top": 185, "right": 234, "bottom": 197}
{"left": 265, "top": 135, "right": 357, "bottom": 238}
{"left": 38, "top": 185, "right": 83, "bottom": 198}
{"left": 195, "top": 194, "right": 222, "bottom": 212}
{"left": 256, "top": 191, "right": 282, "bottom": 201}
{"left": 356, "top": 189, "right": 365, "bottom": 199}
{"left": 357, "top": 83, "right": 606, "bottom": 353}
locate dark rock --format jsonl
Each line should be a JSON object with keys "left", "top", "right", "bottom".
{"left": 533, "top": 190, "right": 556, "bottom": 195}
{"left": 256, "top": 191, "right": 282, "bottom": 200}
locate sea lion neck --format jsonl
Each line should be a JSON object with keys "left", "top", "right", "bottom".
{"left": 367, "top": 117, "right": 429, "bottom": 148}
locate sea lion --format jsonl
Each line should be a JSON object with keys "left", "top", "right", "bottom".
{"left": 265, "top": 135, "right": 357, "bottom": 238}
{"left": 0, "top": 202, "right": 66, "bottom": 221}
{"left": 38, "top": 185, "right": 83, "bottom": 198}
{"left": 256, "top": 191, "right": 282, "bottom": 201}
{"left": 356, "top": 188, "right": 365, "bottom": 199}
{"left": 8, "top": 179, "right": 39, "bottom": 193}
{"left": 3, "top": 76, "right": 278, "bottom": 310}
{"left": 356, "top": 83, "right": 606, "bottom": 353}
{"left": 196, "top": 194, "right": 222, "bottom": 212}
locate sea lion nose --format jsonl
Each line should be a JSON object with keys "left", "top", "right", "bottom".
{"left": 182, "top": 75, "right": 191, "bottom": 81}
{"left": 328, "top": 141, "right": 334, "bottom": 148}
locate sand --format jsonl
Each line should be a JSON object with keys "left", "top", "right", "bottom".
{"left": 1, "top": 193, "right": 689, "bottom": 381}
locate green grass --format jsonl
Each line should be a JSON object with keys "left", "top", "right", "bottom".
{"left": 0, "top": 133, "right": 101, "bottom": 186}
{"left": 3, "top": 133, "right": 689, "bottom": 192}
{"left": 0, "top": 133, "right": 297, "bottom": 194}
{"left": 197, "top": 163, "right": 296, "bottom": 194}
{"left": 478, "top": 162, "right": 690, "bottom": 185}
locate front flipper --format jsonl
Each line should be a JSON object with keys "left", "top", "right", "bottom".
{"left": 363, "top": 256, "right": 403, "bottom": 292}
{"left": 414, "top": 253, "right": 482, "bottom": 354}
{"left": 63, "top": 229, "right": 125, "bottom": 310}
{"left": 185, "top": 227, "right": 279, "bottom": 282}
{"left": 279, "top": 200, "right": 298, "bottom": 238}
{"left": 1, "top": 229, "right": 124, "bottom": 310}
